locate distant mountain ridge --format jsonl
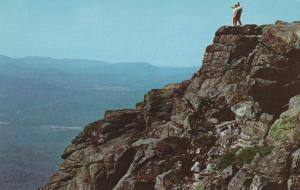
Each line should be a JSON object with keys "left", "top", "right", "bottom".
{"left": 0, "top": 54, "right": 197, "bottom": 126}
{"left": 0, "top": 55, "right": 109, "bottom": 65}
{"left": 0, "top": 55, "right": 194, "bottom": 68}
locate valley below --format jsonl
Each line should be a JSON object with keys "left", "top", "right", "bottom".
{"left": 0, "top": 56, "right": 196, "bottom": 190}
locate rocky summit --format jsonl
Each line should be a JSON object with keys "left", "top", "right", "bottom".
{"left": 41, "top": 21, "right": 300, "bottom": 190}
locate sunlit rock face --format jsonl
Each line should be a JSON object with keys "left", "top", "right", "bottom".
{"left": 41, "top": 21, "right": 300, "bottom": 190}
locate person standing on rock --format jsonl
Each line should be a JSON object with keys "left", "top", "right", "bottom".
{"left": 236, "top": 2, "right": 243, "bottom": 26}
{"left": 231, "top": 2, "right": 243, "bottom": 26}
{"left": 231, "top": 4, "right": 238, "bottom": 26}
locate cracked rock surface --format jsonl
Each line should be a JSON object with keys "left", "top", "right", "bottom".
{"left": 41, "top": 22, "right": 300, "bottom": 190}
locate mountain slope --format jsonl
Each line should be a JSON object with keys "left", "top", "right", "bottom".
{"left": 41, "top": 21, "right": 300, "bottom": 190}
{"left": 0, "top": 56, "right": 197, "bottom": 190}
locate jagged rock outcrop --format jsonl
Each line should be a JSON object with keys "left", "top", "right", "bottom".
{"left": 41, "top": 21, "right": 300, "bottom": 190}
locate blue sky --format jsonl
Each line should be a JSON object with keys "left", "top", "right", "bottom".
{"left": 0, "top": 0, "right": 299, "bottom": 67}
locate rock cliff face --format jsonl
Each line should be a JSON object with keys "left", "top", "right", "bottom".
{"left": 41, "top": 22, "right": 300, "bottom": 190}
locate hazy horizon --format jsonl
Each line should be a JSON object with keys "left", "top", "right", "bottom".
{"left": 0, "top": 54, "right": 197, "bottom": 68}
{"left": 0, "top": 0, "right": 299, "bottom": 67}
